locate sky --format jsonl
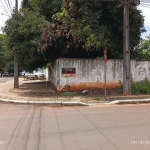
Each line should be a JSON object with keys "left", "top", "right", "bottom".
{"left": 0, "top": 1, "right": 150, "bottom": 39}
{"left": 0, "top": 0, "right": 22, "bottom": 32}
{"left": 138, "top": 5, "right": 150, "bottom": 38}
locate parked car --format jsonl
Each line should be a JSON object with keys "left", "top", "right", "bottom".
{"left": 25, "top": 72, "right": 35, "bottom": 79}
{"left": 34, "top": 72, "right": 45, "bottom": 79}
{"left": 20, "top": 70, "right": 26, "bottom": 76}
{"left": 2, "top": 72, "right": 9, "bottom": 77}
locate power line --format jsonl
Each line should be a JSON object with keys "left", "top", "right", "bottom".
{"left": 0, "top": 0, "right": 13, "bottom": 17}
{"left": 0, "top": 1, "right": 9, "bottom": 16}
{"left": 7, "top": 0, "right": 13, "bottom": 13}
{"left": 4, "top": 0, "right": 12, "bottom": 16}
{"left": 8, "top": 0, "right": 13, "bottom": 10}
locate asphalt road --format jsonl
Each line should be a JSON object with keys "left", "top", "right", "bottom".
{"left": 0, "top": 103, "right": 150, "bottom": 150}
{"left": 0, "top": 77, "right": 13, "bottom": 84}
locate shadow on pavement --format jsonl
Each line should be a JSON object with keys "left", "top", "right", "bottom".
{"left": 10, "top": 79, "right": 57, "bottom": 98}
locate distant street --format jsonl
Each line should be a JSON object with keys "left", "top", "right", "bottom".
{"left": 0, "top": 103, "right": 150, "bottom": 150}
{"left": 0, "top": 77, "right": 13, "bottom": 84}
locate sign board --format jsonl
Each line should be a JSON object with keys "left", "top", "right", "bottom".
{"left": 62, "top": 68, "right": 76, "bottom": 77}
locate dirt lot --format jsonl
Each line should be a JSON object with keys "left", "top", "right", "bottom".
{"left": 10, "top": 79, "right": 123, "bottom": 98}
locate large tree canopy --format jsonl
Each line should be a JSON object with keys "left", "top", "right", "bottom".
{"left": 3, "top": 0, "right": 145, "bottom": 71}
{"left": 0, "top": 34, "right": 9, "bottom": 75}
{"left": 3, "top": 8, "right": 47, "bottom": 70}
{"left": 33, "top": 0, "right": 145, "bottom": 59}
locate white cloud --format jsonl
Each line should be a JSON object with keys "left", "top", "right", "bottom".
{"left": 138, "top": 6, "right": 150, "bottom": 38}
{"left": 138, "top": 6, "right": 150, "bottom": 27}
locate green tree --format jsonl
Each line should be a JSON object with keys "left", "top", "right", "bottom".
{"left": 36, "top": 0, "right": 145, "bottom": 59}
{"left": 0, "top": 34, "right": 8, "bottom": 76}
{"left": 3, "top": 8, "right": 46, "bottom": 71}
{"left": 22, "top": 0, "right": 62, "bottom": 22}
{"left": 99, "top": 2, "right": 145, "bottom": 59}
{"left": 40, "top": 1, "right": 109, "bottom": 52}
{"left": 21, "top": 0, "right": 146, "bottom": 59}
{"left": 134, "top": 35, "right": 150, "bottom": 60}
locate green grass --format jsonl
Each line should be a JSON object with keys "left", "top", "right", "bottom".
{"left": 61, "top": 92, "right": 80, "bottom": 97}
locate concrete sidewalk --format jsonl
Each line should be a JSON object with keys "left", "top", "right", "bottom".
{"left": 1, "top": 78, "right": 150, "bottom": 106}
{"left": 0, "top": 78, "right": 90, "bottom": 105}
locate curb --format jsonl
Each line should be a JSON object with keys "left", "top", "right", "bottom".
{"left": 110, "top": 98, "right": 150, "bottom": 104}
{"left": 1, "top": 98, "right": 150, "bottom": 106}
{"left": 0, "top": 98, "right": 88, "bottom": 106}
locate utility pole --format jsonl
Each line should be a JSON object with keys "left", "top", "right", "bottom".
{"left": 123, "top": 0, "right": 140, "bottom": 95}
{"left": 104, "top": 50, "right": 107, "bottom": 99}
{"left": 123, "top": 0, "right": 131, "bottom": 95}
{"left": 14, "top": 0, "right": 19, "bottom": 88}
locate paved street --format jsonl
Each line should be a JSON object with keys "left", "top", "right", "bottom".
{"left": 0, "top": 77, "right": 13, "bottom": 84}
{"left": 0, "top": 103, "right": 150, "bottom": 150}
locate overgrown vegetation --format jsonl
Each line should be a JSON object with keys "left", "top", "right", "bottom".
{"left": 3, "top": 0, "right": 145, "bottom": 71}
{"left": 131, "top": 79, "right": 150, "bottom": 95}
{"left": 134, "top": 36, "right": 150, "bottom": 60}
{"left": 119, "top": 79, "right": 150, "bottom": 95}
{"left": 61, "top": 92, "right": 79, "bottom": 97}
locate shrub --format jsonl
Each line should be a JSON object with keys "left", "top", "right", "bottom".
{"left": 131, "top": 79, "right": 150, "bottom": 94}
{"left": 118, "top": 79, "right": 150, "bottom": 95}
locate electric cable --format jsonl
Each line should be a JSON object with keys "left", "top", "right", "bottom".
{"left": 7, "top": 0, "right": 13, "bottom": 13}
{"left": 4, "top": 0, "right": 12, "bottom": 16}
{"left": 0, "top": 1, "right": 9, "bottom": 16}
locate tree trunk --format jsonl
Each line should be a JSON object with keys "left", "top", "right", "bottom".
{"left": 14, "top": 0, "right": 19, "bottom": 89}
{"left": 14, "top": 57, "right": 19, "bottom": 88}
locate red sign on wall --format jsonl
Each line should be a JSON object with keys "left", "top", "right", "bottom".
{"left": 62, "top": 68, "right": 76, "bottom": 77}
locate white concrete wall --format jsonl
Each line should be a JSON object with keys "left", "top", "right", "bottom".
{"left": 44, "top": 67, "right": 49, "bottom": 80}
{"left": 131, "top": 60, "right": 150, "bottom": 82}
{"left": 49, "top": 58, "right": 150, "bottom": 91}
{"left": 49, "top": 61, "right": 57, "bottom": 87}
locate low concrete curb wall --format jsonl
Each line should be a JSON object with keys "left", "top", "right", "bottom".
{"left": 110, "top": 99, "right": 150, "bottom": 104}
{"left": 0, "top": 98, "right": 88, "bottom": 106}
